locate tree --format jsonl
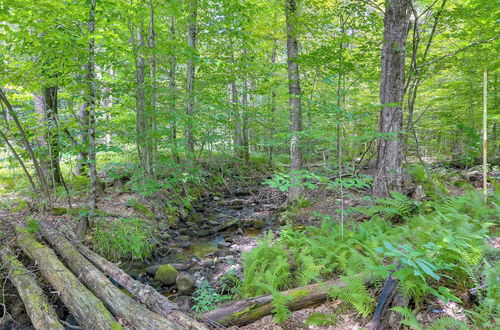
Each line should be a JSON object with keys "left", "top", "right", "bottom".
{"left": 372, "top": 0, "right": 412, "bottom": 197}
{"left": 186, "top": 0, "right": 198, "bottom": 156}
{"left": 285, "top": 0, "right": 303, "bottom": 200}
{"left": 77, "top": 0, "right": 97, "bottom": 239}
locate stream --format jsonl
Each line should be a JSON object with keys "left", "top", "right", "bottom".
{"left": 119, "top": 185, "right": 281, "bottom": 308}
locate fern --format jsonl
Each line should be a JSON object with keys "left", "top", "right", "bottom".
{"left": 360, "top": 191, "right": 420, "bottom": 220}
{"left": 390, "top": 306, "right": 423, "bottom": 330}
{"left": 330, "top": 276, "right": 374, "bottom": 317}
{"left": 240, "top": 191, "right": 497, "bottom": 323}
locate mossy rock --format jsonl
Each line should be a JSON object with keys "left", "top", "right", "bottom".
{"left": 251, "top": 219, "right": 265, "bottom": 229}
{"left": 154, "top": 264, "right": 179, "bottom": 285}
{"left": 133, "top": 203, "right": 155, "bottom": 219}
{"left": 176, "top": 274, "right": 196, "bottom": 294}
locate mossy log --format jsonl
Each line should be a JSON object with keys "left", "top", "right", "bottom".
{"left": 75, "top": 242, "right": 208, "bottom": 330}
{"left": 38, "top": 221, "right": 182, "bottom": 330}
{"left": 15, "top": 227, "right": 121, "bottom": 330}
{"left": 201, "top": 279, "right": 345, "bottom": 327}
{"left": 0, "top": 245, "right": 64, "bottom": 330}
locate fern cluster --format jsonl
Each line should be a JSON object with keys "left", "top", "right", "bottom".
{"left": 240, "top": 191, "right": 498, "bottom": 324}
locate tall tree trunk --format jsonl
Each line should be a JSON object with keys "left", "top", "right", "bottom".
{"left": 169, "top": 15, "right": 180, "bottom": 163}
{"left": 285, "top": 0, "right": 303, "bottom": 200}
{"left": 372, "top": 0, "right": 411, "bottom": 198}
{"left": 34, "top": 87, "right": 62, "bottom": 187}
{"left": 186, "top": 0, "right": 198, "bottom": 156}
{"left": 77, "top": 100, "right": 89, "bottom": 175}
{"left": 149, "top": 0, "right": 157, "bottom": 174}
{"left": 136, "top": 28, "right": 153, "bottom": 176}
{"left": 77, "top": 0, "right": 97, "bottom": 239}
{"left": 230, "top": 80, "right": 241, "bottom": 155}
{"left": 269, "top": 44, "right": 277, "bottom": 163}
{"left": 241, "top": 48, "right": 250, "bottom": 163}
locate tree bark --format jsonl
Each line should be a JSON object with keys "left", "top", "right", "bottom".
{"left": 75, "top": 242, "right": 207, "bottom": 330}
{"left": 39, "top": 221, "right": 182, "bottom": 330}
{"left": 202, "top": 279, "right": 344, "bottom": 327}
{"left": 372, "top": 0, "right": 411, "bottom": 197}
{"left": 136, "top": 26, "right": 153, "bottom": 176}
{"left": 169, "top": 15, "right": 180, "bottom": 163}
{"left": 34, "top": 87, "right": 62, "bottom": 187}
{"left": 15, "top": 227, "right": 121, "bottom": 329}
{"left": 285, "top": 0, "right": 303, "bottom": 200}
{"left": 186, "top": 0, "right": 198, "bottom": 155}
{"left": 1, "top": 245, "right": 64, "bottom": 330}
{"left": 77, "top": 0, "right": 98, "bottom": 239}
{"left": 149, "top": 0, "right": 158, "bottom": 173}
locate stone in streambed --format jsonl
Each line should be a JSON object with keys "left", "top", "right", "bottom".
{"left": 146, "top": 264, "right": 161, "bottom": 276}
{"left": 154, "top": 264, "right": 179, "bottom": 285}
{"left": 195, "top": 229, "right": 212, "bottom": 237}
{"left": 176, "top": 274, "right": 196, "bottom": 294}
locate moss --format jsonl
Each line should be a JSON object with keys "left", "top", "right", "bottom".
{"left": 51, "top": 207, "right": 69, "bottom": 215}
{"left": 154, "top": 264, "right": 179, "bottom": 285}
{"left": 133, "top": 203, "right": 155, "bottom": 219}
{"left": 289, "top": 289, "right": 309, "bottom": 300}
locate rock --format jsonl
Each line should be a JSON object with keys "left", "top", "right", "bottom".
{"left": 177, "top": 235, "right": 190, "bottom": 242}
{"left": 178, "top": 241, "right": 192, "bottom": 248}
{"left": 179, "top": 228, "right": 194, "bottom": 236}
{"left": 160, "top": 232, "right": 172, "bottom": 241}
{"left": 214, "top": 250, "right": 233, "bottom": 258}
{"left": 170, "top": 262, "right": 194, "bottom": 271}
{"left": 213, "top": 219, "right": 239, "bottom": 232}
{"left": 156, "top": 246, "right": 172, "bottom": 257}
{"left": 195, "top": 229, "right": 212, "bottom": 237}
{"left": 154, "top": 264, "right": 179, "bottom": 285}
{"left": 146, "top": 264, "right": 161, "bottom": 276}
{"left": 251, "top": 219, "right": 265, "bottom": 229}
{"left": 176, "top": 274, "right": 196, "bottom": 294}
{"left": 217, "top": 240, "right": 232, "bottom": 248}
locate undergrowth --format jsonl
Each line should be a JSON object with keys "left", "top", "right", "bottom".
{"left": 92, "top": 217, "right": 156, "bottom": 261}
{"left": 240, "top": 191, "right": 499, "bottom": 324}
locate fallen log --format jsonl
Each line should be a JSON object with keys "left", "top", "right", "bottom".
{"left": 0, "top": 245, "right": 64, "bottom": 330}
{"left": 75, "top": 242, "right": 207, "bottom": 330}
{"left": 38, "top": 221, "right": 182, "bottom": 330}
{"left": 202, "top": 279, "right": 345, "bottom": 327}
{"left": 15, "top": 227, "right": 121, "bottom": 330}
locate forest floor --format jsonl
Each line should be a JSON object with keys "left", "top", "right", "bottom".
{"left": 0, "top": 162, "right": 497, "bottom": 329}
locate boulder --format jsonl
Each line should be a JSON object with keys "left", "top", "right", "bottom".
{"left": 154, "top": 264, "right": 179, "bottom": 285}
{"left": 176, "top": 274, "right": 196, "bottom": 294}
{"left": 146, "top": 264, "right": 161, "bottom": 276}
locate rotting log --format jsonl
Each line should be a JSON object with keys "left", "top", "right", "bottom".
{"left": 0, "top": 245, "right": 64, "bottom": 330}
{"left": 38, "top": 221, "right": 182, "bottom": 330}
{"left": 201, "top": 279, "right": 345, "bottom": 327}
{"left": 15, "top": 227, "right": 122, "bottom": 330}
{"left": 75, "top": 242, "right": 208, "bottom": 330}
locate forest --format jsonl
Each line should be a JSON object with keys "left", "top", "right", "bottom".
{"left": 0, "top": 0, "right": 498, "bottom": 329}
